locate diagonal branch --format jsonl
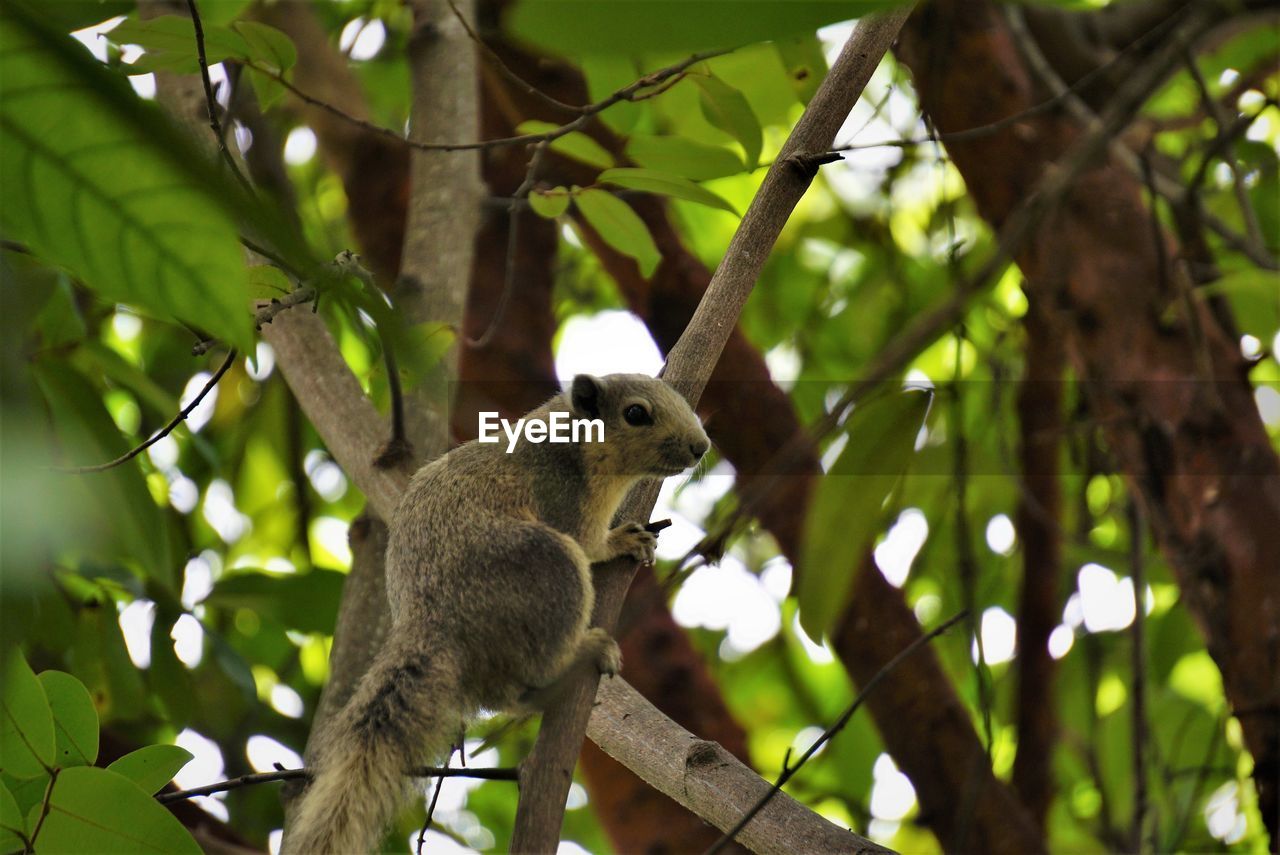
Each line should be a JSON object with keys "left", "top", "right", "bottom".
{"left": 507, "top": 9, "right": 915, "bottom": 851}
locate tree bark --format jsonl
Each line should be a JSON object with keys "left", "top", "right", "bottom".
{"left": 897, "top": 0, "right": 1280, "bottom": 841}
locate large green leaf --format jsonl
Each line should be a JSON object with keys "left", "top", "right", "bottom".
{"left": 108, "top": 15, "right": 250, "bottom": 73}
{"left": 575, "top": 188, "right": 661, "bottom": 276}
{"left": 625, "top": 134, "right": 745, "bottom": 181}
{"left": 106, "top": 745, "right": 193, "bottom": 796}
{"left": 0, "top": 651, "right": 53, "bottom": 780}
{"left": 205, "top": 568, "right": 345, "bottom": 634}
{"left": 32, "top": 362, "right": 168, "bottom": 585}
{"left": 0, "top": 6, "right": 254, "bottom": 353}
{"left": 36, "top": 672, "right": 97, "bottom": 768}
{"left": 507, "top": 0, "right": 899, "bottom": 55}
{"left": 517, "top": 120, "right": 616, "bottom": 169}
{"left": 34, "top": 766, "right": 200, "bottom": 854}
{"left": 694, "top": 74, "right": 763, "bottom": 169}
{"left": 0, "top": 778, "right": 24, "bottom": 853}
{"left": 798, "top": 390, "right": 932, "bottom": 640}
{"left": 599, "top": 167, "right": 738, "bottom": 215}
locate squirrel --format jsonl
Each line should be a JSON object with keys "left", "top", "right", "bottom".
{"left": 285, "top": 373, "right": 710, "bottom": 854}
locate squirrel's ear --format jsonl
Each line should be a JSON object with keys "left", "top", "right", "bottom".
{"left": 571, "top": 375, "right": 602, "bottom": 418}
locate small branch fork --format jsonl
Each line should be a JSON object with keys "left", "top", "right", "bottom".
{"left": 703, "top": 612, "right": 968, "bottom": 855}
{"left": 155, "top": 763, "right": 518, "bottom": 804}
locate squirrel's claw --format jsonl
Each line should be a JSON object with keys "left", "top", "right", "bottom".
{"left": 607, "top": 522, "right": 658, "bottom": 566}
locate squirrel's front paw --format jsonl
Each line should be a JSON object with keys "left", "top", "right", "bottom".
{"left": 607, "top": 522, "right": 657, "bottom": 566}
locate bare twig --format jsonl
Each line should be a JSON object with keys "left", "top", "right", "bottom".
{"left": 1129, "top": 498, "right": 1149, "bottom": 853}
{"left": 443, "top": 0, "right": 581, "bottom": 116}
{"left": 414, "top": 745, "right": 459, "bottom": 855}
{"left": 250, "top": 45, "right": 729, "bottom": 156}
{"left": 1183, "top": 49, "right": 1267, "bottom": 253}
{"left": 255, "top": 286, "right": 316, "bottom": 328}
{"left": 468, "top": 140, "right": 549, "bottom": 348}
{"left": 185, "top": 0, "right": 253, "bottom": 195}
{"left": 703, "top": 612, "right": 967, "bottom": 855}
{"left": 156, "top": 764, "right": 517, "bottom": 804}
{"left": 54, "top": 348, "right": 236, "bottom": 474}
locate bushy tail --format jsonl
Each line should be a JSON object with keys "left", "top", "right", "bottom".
{"left": 283, "top": 636, "right": 460, "bottom": 854}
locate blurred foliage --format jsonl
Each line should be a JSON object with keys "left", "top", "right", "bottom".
{"left": 0, "top": 0, "right": 1277, "bottom": 853}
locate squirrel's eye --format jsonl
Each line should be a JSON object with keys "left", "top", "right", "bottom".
{"left": 623, "top": 404, "right": 652, "bottom": 426}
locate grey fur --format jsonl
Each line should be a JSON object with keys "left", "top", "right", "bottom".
{"left": 286, "top": 374, "right": 709, "bottom": 853}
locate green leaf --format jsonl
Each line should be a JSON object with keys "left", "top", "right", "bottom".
{"left": 798, "top": 391, "right": 932, "bottom": 640}
{"left": 108, "top": 15, "right": 249, "bottom": 74}
{"left": 575, "top": 188, "right": 661, "bottom": 277}
{"left": 32, "top": 362, "right": 168, "bottom": 585}
{"left": 599, "top": 167, "right": 738, "bottom": 215}
{"left": 205, "top": 569, "right": 346, "bottom": 634}
{"left": 0, "top": 8, "right": 255, "bottom": 354}
{"left": 694, "top": 74, "right": 763, "bottom": 169}
{"left": 36, "top": 766, "right": 200, "bottom": 853}
{"left": 106, "top": 745, "right": 193, "bottom": 796}
{"left": 0, "top": 650, "right": 53, "bottom": 779}
{"left": 1199, "top": 267, "right": 1280, "bottom": 340}
{"left": 508, "top": 0, "right": 899, "bottom": 55}
{"left": 774, "top": 34, "right": 828, "bottom": 104}
{"left": 0, "top": 778, "right": 24, "bottom": 853}
{"left": 36, "top": 672, "right": 98, "bottom": 768}
{"left": 625, "top": 134, "right": 745, "bottom": 181}
{"left": 231, "top": 20, "right": 296, "bottom": 74}
{"left": 516, "top": 121, "right": 615, "bottom": 170}
{"left": 246, "top": 264, "right": 293, "bottom": 300}
{"left": 528, "top": 188, "right": 571, "bottom": 219}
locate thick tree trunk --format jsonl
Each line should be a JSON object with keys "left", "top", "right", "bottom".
{"left": 897, "top": 1, "right": 1280, "bottom": 841}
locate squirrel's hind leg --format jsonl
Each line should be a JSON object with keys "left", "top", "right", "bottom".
{"left": 515, "top": 628, "right": 622, "bottom": 712}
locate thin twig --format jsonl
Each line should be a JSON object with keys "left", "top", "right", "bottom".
{"left": 443, "top": 0, "right": 581, "bottom": 116}
{"left": 185, "top": 0, "right": 254, "bottom": 195}
{"left": 1183, "top": 48, "right": 1267, "bottom": 253}
{"left": 54, "top": 348, "right": 237, "bottom": 474}
{"left": 1002, "top": 3, "right": 1278, "bottom": 270}
{"left": 249, "top": 46, "right": 729, "bottom": 155}
{"left": 1129, "top": 499, "right": 1149, "bottom": 853}
{"left": 415, "top": 746, "right": 457, "bottom": 855}
{"left": 468, "top": 141, "right": 550, "bottom": 348}
{"left": 156, "top": 764, "right": 518, "bottom": 804}
{"left": 255, "top": 286, "right": 317, "bottom": 328}
{"left": 703, "top": 611, "right": 968, "bottom": 855}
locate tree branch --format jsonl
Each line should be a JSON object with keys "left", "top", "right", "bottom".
{"left": 704, "top": 612, "right": 967, "bottom": 855}
{"left": 587, "top": 678, "right": 891, "bottom": 855}
{"left": 54, "top": 348, "right": 236, "bottom": 474}
{"left": 156, "top": 764, "right": 518, "bottom": 804}
{"left": 507, "top": 9, "right": 914, "bottom": 851}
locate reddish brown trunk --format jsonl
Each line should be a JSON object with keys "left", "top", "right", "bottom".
{"left": 898, "top": 2, "right": 1280, "bottom": 840}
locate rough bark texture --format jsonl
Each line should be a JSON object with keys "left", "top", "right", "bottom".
{"left": 897, "top": 1, "right": 1280, "bottom": 841}
{"left": 587, "top": 678, "right": 892, "bottom": 855}
{"left": 1011, "top": 295, "right": 1067, "bottom": 833}
{"left": 579, "top": 567, "right": 753, "bottom": 854}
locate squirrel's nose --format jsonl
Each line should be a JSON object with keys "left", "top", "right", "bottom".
{"left": 690, "top": 439, "right": 709, "bottom": 460}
